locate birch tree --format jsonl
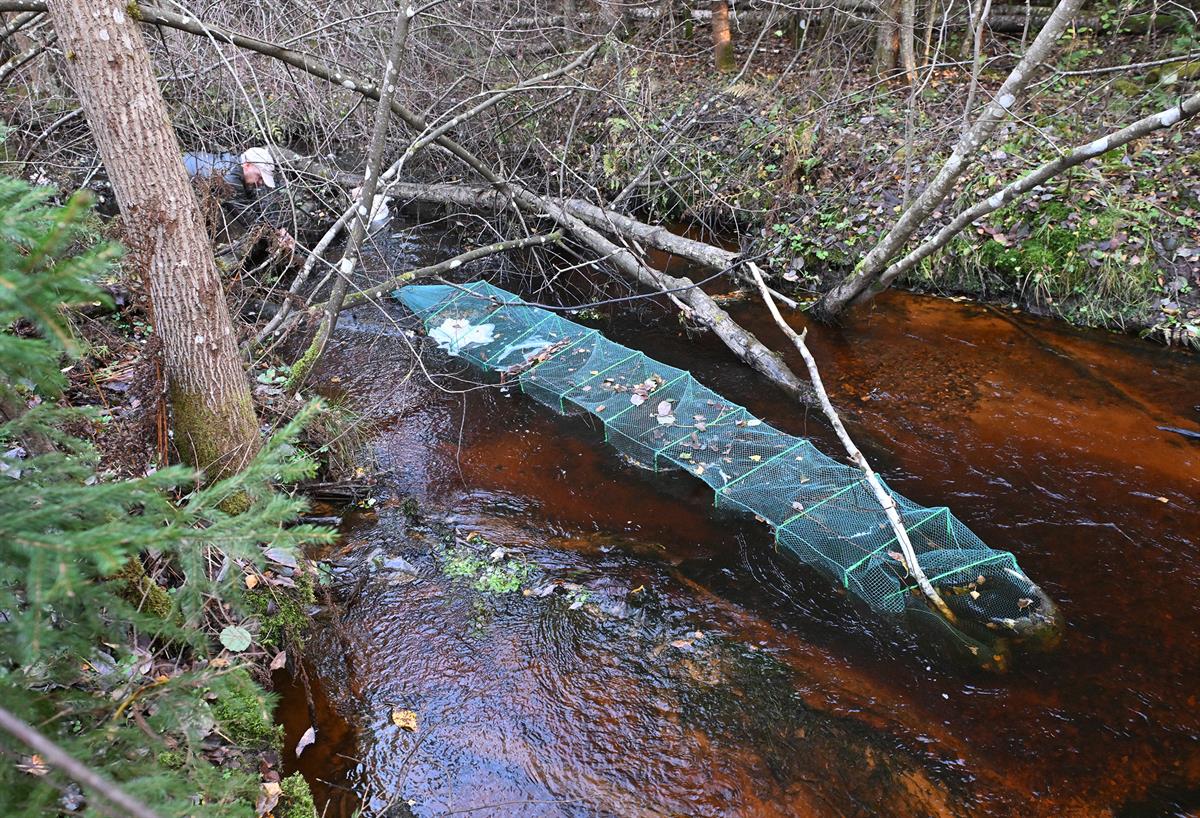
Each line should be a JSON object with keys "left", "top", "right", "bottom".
{"left": 812, "top": 0, "right": 1086, "bottom": 321}
{"left": 45, "top": 0, "right": 261, "bottom": 481}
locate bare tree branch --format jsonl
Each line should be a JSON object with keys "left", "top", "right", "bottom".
{"left": 290, "top": 5, "right": 413, "bottom": 385}
{"left": 874, "top": 90, "right": 1200, "bottom": 290}
{"left": 812, "top": 0, "right": 1087, "bottom": 320}
{"left": 0, "top": 705, "right": 163, "bottom": 818}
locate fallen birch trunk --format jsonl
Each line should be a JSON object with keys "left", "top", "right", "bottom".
{"left": 812, "top": 0, "right": 1087, "bottom": 320}
{"left": 746, "top": 262, "right": 956, "bottom": 622}
{"left": 383, "top": 181, "right": 796, "bottom": 307}
{"left": 509, "top": 193, "right": 818, "bottom": 407}
{"left": 873, "top": 90, "right": 1200, "bottom": 292}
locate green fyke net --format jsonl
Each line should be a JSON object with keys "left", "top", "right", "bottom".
{"left": 397, "top": 281, "right": 1052, "bottom": 632}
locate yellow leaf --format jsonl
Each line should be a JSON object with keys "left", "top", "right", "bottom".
{"left": 391, "top": 709, "right": 418, "bottom": 731}
{"left": 245, "top": 573, "right": 259, "bottom": 589}
{"left": 749, "top": 454, "right": 762, "bottom": 462}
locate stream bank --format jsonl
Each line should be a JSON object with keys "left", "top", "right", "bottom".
{"left": 277, "top": 218, "right": 1199, "bottom": 817}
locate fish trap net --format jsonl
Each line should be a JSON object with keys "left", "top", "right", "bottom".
{"left": 397, "top": 281, "right": 1053, "bottom": 632}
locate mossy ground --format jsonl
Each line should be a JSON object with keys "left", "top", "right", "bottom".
{"left": 111, "top": 557, "right": 174, "bottom": 620}
{"left": 279, "top": 772, "right": 318, "bottom": 818}
{"left": 579, "top": 28, "right": 1199, "bottom": 340}
{"left": 247, "top": 570, "right": 317, "bottom": 649}
{"left": 211, "top": 668, "right": 284, "bottom": 751}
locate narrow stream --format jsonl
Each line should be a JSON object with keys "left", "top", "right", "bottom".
{"left": 278, "top": 222, "right": 1199, "bottom": 817}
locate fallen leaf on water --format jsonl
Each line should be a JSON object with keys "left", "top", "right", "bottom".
{"left": 269, "top": 650, "right": 287, "bottom": 671}
{"left": 630, "top": 393, "right": 645, "bottom": 406}
{"left": 1017, "top": 597, "right": 1033, "bottom": 610}
{"left": 391, "top": 709, "right": 418, "bottom": 732}
{"left": 749, "top": 454, "right": 762, "bottom": 462}
{"left": 656, "top": 400, "right": 672, "bottom": 416}
{"left": 295, "top": 726, "right": 316, "bottom": 757}
{"left": 1157, "top": 496, "right": 1169, "bottom": 503}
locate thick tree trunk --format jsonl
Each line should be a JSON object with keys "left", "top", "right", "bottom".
{"left": 874, "top": 0, "right": 900, "bottom": 76}
{"left": 712, "top": 0, "right": 735, "bottom": 72}
{"left": 45, "top": 0, "right": 260, "bottom": 480}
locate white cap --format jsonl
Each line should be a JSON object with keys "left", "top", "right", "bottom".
{"left": 239, "top": 147, "right": 276, "bottom": 188}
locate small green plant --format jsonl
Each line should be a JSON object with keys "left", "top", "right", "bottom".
{"left": 440, "top": 534, "right": 534, "bottom": 595}
{"left": 0, "top": 169, "right": 335, "bottom": 815}
{"left": 256, "top": 363, "right": 292, "bottom": 385}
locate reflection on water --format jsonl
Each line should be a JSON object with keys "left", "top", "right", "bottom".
{"left": 280, "top": 225, "right": 1200, "bottom": 817}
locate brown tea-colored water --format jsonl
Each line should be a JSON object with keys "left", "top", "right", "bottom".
{"left": 280, "top": 236, "right": 1199, "bottom": 817}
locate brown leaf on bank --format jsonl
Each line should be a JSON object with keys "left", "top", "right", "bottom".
{"left": 17, "top": 754, "right": 49, "bottom": 776}
{"left": 269, "top": 650, "right": 287, "bottom": 671}
{"left": 255, "top": 781, "right": 282, "bottom": 817}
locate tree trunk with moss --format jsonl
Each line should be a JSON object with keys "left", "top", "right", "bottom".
{"left": 46, "top": 0, "right": 260, "bottom": 482}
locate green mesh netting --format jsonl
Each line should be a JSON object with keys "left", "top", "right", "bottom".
{"left": 397, "top": 281, "right": 1043, "bottom": 621}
